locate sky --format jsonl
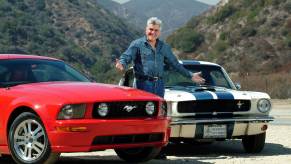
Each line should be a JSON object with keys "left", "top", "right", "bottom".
{"left": 111, "top": 0, "right": 221, "bottom": 5}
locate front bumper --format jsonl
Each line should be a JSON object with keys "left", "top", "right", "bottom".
{"left": 170, "top": 116, "right": 274, "bottom": 138}
{"left": 47, "top": 118, "right": 170, "bottom": 152}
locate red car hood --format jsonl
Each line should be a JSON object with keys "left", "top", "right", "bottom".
{"left": 9, "top": 82, "right": 161, "bottom": 102}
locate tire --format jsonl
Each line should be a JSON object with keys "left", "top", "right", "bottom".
{"left": 242, "top": 132, "right": 266, "bottom": 153}
{"left": 115, "top": 146, "right": 161, "bottom": 162}
{"left": 8, "top": 112, "right": 60, "bottom": 164}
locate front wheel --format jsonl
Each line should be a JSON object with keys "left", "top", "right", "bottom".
{"left": 8, "top": 112, "right": 59, "bottom": 164}
{"left": 242, "top": 132, "right": 266, "bottom": 153}
{"left": 115, "top": 147, "right": 161, "bottom": 162}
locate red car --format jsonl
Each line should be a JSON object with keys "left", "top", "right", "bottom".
{"left": 0, "top": 54, "right": 170, "bottom": 164}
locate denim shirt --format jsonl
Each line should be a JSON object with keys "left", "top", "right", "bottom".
{"left": 119, "top": 36, "right": 192, "bottom": 79}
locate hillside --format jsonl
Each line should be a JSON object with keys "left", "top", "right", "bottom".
{"left": 168, "top": 0, "right": 291, "bottom": 73}
{"left": 0, "top": 0, "right": 141, "bottom": 82}
{"left": 97, "top": 0, "right": 210, "bottom": 38}
{"left": 167, "top": 0, "right": 291, "bottom": 98}
{"left": 94, "top": 0, "right": 121, "bottom": 12}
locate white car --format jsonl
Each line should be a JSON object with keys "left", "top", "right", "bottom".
{"left": 119, "top": 60, "right": 274, "bottom": 153}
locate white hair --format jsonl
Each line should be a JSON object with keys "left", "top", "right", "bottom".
{"left": 146, "top": 17, "right": 162, "bottom": 30}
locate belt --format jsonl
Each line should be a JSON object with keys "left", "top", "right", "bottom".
{"left": 135, "top": 74, "right": 162, "bottom": 81}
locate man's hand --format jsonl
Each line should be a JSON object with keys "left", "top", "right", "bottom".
{"left": 115, "top": 59, "right": 124, "bottom": 72}
{"left": 191, "top": 72, "right": 205, "bottom": 84}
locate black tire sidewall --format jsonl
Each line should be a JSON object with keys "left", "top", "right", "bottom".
{"left": 8, "top": 112, "right": 51, "bottom": 164}
{"left": 242, "top": 132, "right": 266, "bottom": 153}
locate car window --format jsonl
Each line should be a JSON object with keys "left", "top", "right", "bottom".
{"left": 122, "top": 64, "right": 234, "bottom": 89}
{"left": 0, "top": 65, "right": 9, "bottom": 82}
{"left": 0, "top": 59, "right": 90, "bottom": 87}
{"left": 31, "top": 64, "right": 84, "bottom": 82}
{"left": 164, "top": 64, "right": 233, "bottom": 89}
{"left": 210, "top": 71, "right": 230, "bottom": 88}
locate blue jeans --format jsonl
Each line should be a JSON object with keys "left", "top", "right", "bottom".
{"left": 135, "top": 79, "right": 165, "bottom": 98}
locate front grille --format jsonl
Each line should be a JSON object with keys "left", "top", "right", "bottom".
{"left": 92, "top": 133, "right": 164, "bottom": 145}
{"left": 177, "top": 100, "right": 250, "bottom": 113}
{"left": 92, "top": 101, "right": 158, "bottom": 118}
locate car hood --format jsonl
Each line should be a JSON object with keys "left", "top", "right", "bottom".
{"left": 164, "top": 86, "right": 270, "bottom": 102}
{"left": 8, "top": 82, "right": 161, "bottom": 102}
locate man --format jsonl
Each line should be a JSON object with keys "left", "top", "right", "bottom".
{"left": 116, "top": 17, "right": 205, "bottom": 98}
{"left": 116, "top": 17, "right": 205, "bottom": 160}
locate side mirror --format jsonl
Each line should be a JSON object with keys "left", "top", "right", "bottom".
{"left": 234, "top": 83, "right": 241, "bottom": 90}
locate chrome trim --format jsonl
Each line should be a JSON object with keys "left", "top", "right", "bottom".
{"left": 171, "top": 116, "right": 274, "bottom": 125}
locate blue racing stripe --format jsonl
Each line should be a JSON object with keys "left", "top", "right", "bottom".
{"left": 215, "top": 91, "right": 234, "bottom": 100}
{"left": 192, "top": 92, "right": 213, "bottom": 100}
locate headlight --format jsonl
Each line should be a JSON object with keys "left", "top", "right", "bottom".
{"left": 145, "top": 101, "right": 155, "bottom": 116}
{"left": 58, "top": 104, "right": 86, "bottom": 120}
{"left": 97, "top": 103, "right": 109, "bottom": 117}
{"left": 257, "top": 99, "right": 271, "bottom": 113}
{"left": 159, "top": 101, "right": 167, "bottom": 116}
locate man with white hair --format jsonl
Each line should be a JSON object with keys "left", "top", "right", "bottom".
{"left": 116, "top": 17, "right": 205, "bottom": 98}
{"left": 116, "top": 16, "right": 205, "bottom": 160}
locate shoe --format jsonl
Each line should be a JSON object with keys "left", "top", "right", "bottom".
{"left": 155, "top": 153, "right": 167, "bottom": 160}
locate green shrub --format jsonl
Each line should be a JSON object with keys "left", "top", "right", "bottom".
{"left": 284, "top": 1, "right": 291, "bottom": 13}
{"left": 167, "top": 28, "right": 204, "bottom": 52}
{"left": 214, "top": 40, "right": 229, "bottom": 53}
{"left": 241, "top": 27, "right": 257, "bottom": 37}
{"left": 285, "top": 18, "right": 291, "bottom": 29}
{"left": 208, "top": 5, "right": 236, "bottom": 24}
{"left": 186, "top": 17, "right": 200, "bottom": 28}
{"left": 270, "top": 19, "right": 280, "bottom": 27}
{"left": 219, "top": 32, "right": 227, "bottom": 41}
{"left": 286, "top": 37, "right": 291, "bottom": 48}
{"left": 281, "top": 29, "right": 289, "bottom": 36}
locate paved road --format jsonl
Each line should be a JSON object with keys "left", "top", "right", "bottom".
{"left": 270, "top": 99, "right": 291, "bottom": 125}
{"left": 1, "top": 99, "right": 290, "bottom": 164}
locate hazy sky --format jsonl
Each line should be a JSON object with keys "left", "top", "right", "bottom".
{"left": 112, "top": 0, "right": 220, "bottom": 5}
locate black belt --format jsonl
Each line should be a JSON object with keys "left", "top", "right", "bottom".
{"left": 135, "top": 74, "right": 162, "bottom": 81}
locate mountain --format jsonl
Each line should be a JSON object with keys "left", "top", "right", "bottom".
{"left": 167, "top": 0, "right": 291, "bottom": 98}
{"left": 94, "top": 0, "right": 121, "bottom": 11}
{"left": 97, "top": 0, "right": 210, "bottom": 38}
{"left": 0, "top": 0, "right": 141, "bottom": 82}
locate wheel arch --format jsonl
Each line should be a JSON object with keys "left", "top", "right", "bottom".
{"left": 6, "top": 106, "right": 40, "bottom": 138}
{"left": 6, "top": 108, "right": 60, "bottom": 163}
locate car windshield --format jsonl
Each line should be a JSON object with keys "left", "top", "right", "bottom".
{"left": 0, "top": 59, "right": 90, "bottom": 87}
{"left": 164, "top": 64, "right": 234, "bottom": 89}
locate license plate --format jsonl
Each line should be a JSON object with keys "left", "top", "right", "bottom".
{"left": 203, "top": 124, "right": 227, "bottom": 138}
